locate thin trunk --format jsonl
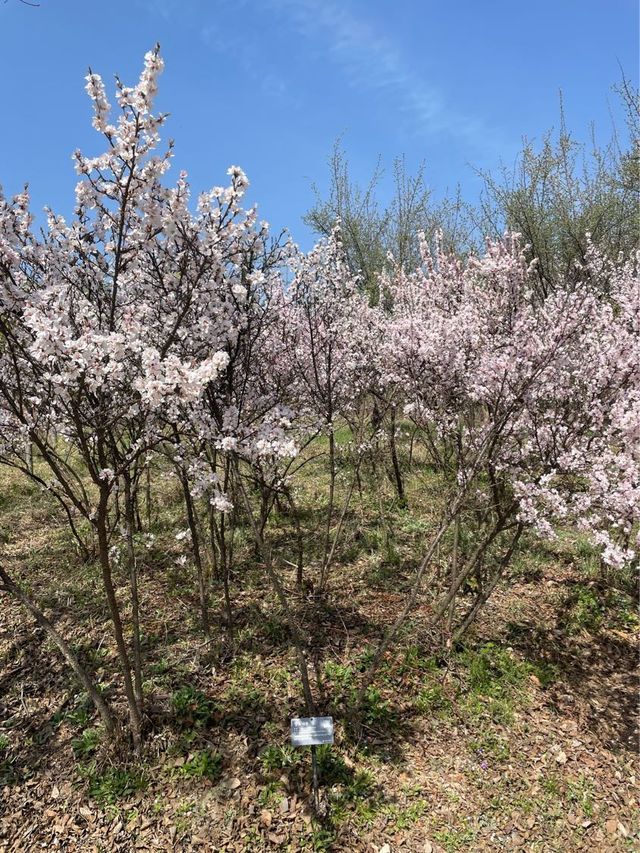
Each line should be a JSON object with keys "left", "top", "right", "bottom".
{"left": 209, "top": 494, "right": 234, "bottom": 646}
{"left": 320, "top": 426, "right": 336, "bottom": 581}
{"left": 453, "top": 524, "right": 523, "bottom": 643}
{"left": 208, "top": 503, "right": 220, "bottom": 582}
{"left": 123, "top": 476, "right": 144, "bottom": 717}
{"left": 220, "top": 462, "right": 235, "bottom": 645}
{"left": 283, "top": 487, "right": 304, "bottom": 589}
{"left": 0, "top": 564, "right": 118, "bottom": 738}
{"left": 220, "top": 509, "right": 235, "bottom": 646}
{"left": 354, "top": 510, "right": 511, "bottom": 713}
{"left": 221, "top": 560, "right": 234, "bottom": 647}
{"left": 57, "top": 495, "right": 91, "bottom": 562}
{"left": 145, "top": 462, "right": 152, "bottom": 532}
{"left": 96, "top": 487, "right": 142, "bottom": 750}
{"left": 353, "top": 513, "right": 455, "bottom": 713}
{"left": 319, "top": 462, "right": 360, "bottom": 592}
{"left": 177, "top": 466, "right": 210, "bottom": 635}
{"left": 446, "top": 516, "right": 460, "bottom": 639}
{"left": 388, "top": 406, "right": 406, "bottom": 506}
{"left": 234, "top": 462, "right": 315, "bottom": 714}
{"left": 408, "top": 424, "right": 418, "bottom": 467}
{"left": 134, "top": 490, "right": 143, "bottom": 534}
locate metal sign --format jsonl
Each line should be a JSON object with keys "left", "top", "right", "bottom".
{"left": 290, "top": 716, "right": 334, "bottom": 747}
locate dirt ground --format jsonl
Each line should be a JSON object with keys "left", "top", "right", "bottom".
{"left": 0, "top": 467, "right": 638, "bottom": 852}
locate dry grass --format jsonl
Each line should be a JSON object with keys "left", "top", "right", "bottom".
{"left": 0, "top": 448, "right": 638, "bottom": 852}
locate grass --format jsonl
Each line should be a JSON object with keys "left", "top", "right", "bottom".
{"left": 83, "top": 765, "right": 149, "bottom": 807}
{"left": 358, "top": 686, "right": 396, "bottom": 729}
{"left": 461, "top": 642, "right": 531, "bottom": 695}
{"left": 72, "top": 728, "right": 102, "bottom": 759}
{"left": 175, "top": 749, "right": 223, "bottom": 782}
{"left": 414, "top": 682, "right": 453, "bottom": 717}
{"left": 0, "top": 429, "right": 637, "bottom": 849}
{"left": 259, "top": 744, "right": 303, "bottom": 773}
{"left": 383, "top": 798, "right": 428, "bottom": 830}
{"left": 0, "top": 733, "right": 16, "bottom": 785}
{"left": 560, "top": 582, "right": 639, "bottom": 633}
{"left": 432, "top": 825, "right": 478, "bottom": 851}
{"left": 170, "top": 685, "right": 215, "bottom": 729}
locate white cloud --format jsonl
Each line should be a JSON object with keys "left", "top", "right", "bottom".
{"left": 267, "top": 0, "right": 502, "bottom": 150}
{"left": 201, "top": 21, "right": 291, "bottom": 102}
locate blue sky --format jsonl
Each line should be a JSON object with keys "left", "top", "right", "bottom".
{"left": 1, "top": 0, "right": 637, "bottom": 248}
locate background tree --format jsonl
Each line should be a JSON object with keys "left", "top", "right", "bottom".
{"left": 304, "top": 141, "right": 473, "bottom": 304}
{"left": 476, "top": 88, "right": 639, "bottom": 296}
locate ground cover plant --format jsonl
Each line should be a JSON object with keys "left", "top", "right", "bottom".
{"left": 0, "top": 49, "right": 638, "bottom": 851}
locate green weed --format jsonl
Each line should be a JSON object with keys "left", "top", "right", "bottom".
{"left": 567, "top": 774, "right": 595, "bottom": 817}
{"left": 360, "top": 686, "right": 395, "bottom": 728}
{"left": 171, "top": 686, "right": 215, "bottom": 729}
{"left": 399, "top": 644, "right": 438, "bottom": 674}
{"left": 541, "top": 772, "right": 561, "bottom": 797}
{"left": 462, "top": 642, "right": 530, "bottom": 696}
{"left": 72, "top": 727, "right": 101, "bottom": 759}
{"left": 433, "top": 826, "right": 477, "bottom": 851}
{"left": 530, "top": 659, "right": 560, "bottom": 687}
{"left": 415, "top": 683, "right": 453, "bottom": 717}
{"left": 84, "top": 765, "right": 148, "bottom": 806}
{"left": 562, "top": 584, "right": 602, "bottom": 632}
{"left": 464, "top": 692, "right": 515, "bottom": 725}
{"left": 259, "top": 744, "right": 302, "bottom": 772}
{"left": 300, "top": 822, "right": 336, "bottom": 852}
{"left": 257, "top": 780, "right": 283, "bottom": 807}
{"left": 261, "top": 616, "right": 290, "bottom": 644}
{"left": 470, "top": 730, "right": 510, "bottom": 761}
{"left": 176, "top": 749, "right": 223, "bottom": 781}
{"left": 323, "top": 661, "right": 355, "bottom": 693}
{"left": 384, "top": 798, "right": 428, "bottom": 830}
{"left": 0, "top": 734, "right": 16, "bottom": 785}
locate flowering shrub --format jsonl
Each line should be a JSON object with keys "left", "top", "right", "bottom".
{"left": 383, "top": 233, "right": 639, "bottom": 570}
{"left": 0, "top": 48, "right": 637, "bottom": 746}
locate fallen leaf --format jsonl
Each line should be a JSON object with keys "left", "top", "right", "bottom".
{"left": 605, "top": 818, "right": 618, "bottom": 835}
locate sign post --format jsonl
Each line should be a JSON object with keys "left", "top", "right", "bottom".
{"left": 311, "top": 744, "right": 320, "bottom": 812}
{"left": 290, "top": 716, "right": 334, "bottom": 811}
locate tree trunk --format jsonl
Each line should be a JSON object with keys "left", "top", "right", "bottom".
{"left": 0, "top": 564, "right": 118, "bottom": 739}
{"left": 320, "top": 425, "right": 336, "bottom": 585}
{"left": 177, "top": 465, "right": 210, "bottom": 635}
{"left": 453, "top": 524, "right": 523, "bottom": 642}
{"left": 123, "top": 475, "right": 144, "bottom": 718}
{"left": 234, "top": 462, "right": 316, "bottom": 714}
{"left": 388, "top": 406, "right": 406, "bottom": 506}
{"left": 354, "top": 510, "right": 512, "bottom": 713}
{"left": 283, "top": 486, "right": 304, "bottom": 589}
{"left": 96, "top": 487, "right": 142, "bottom": 750}
{"left": 446, "top": 516, "right": 460, "bottom": 640}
